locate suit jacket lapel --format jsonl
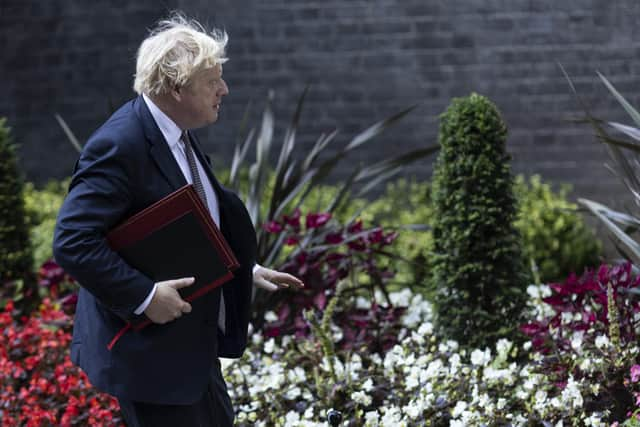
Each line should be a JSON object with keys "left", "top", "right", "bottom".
{"left": 134, "top": 96, "right": 187, "bottom": 190}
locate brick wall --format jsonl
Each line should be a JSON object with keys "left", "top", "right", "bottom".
{"left": 2, "top": 0, "right": 639, "bottom": 207}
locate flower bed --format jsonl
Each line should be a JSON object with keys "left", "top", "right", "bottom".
{"left": 5, "top": 263, "right": 640, "bottom": 426}
{"left": 225, "top": 266, "right": 640, "bottom": 426}
{"left": 0, "top": 299, "right": 123, "bottom": 426}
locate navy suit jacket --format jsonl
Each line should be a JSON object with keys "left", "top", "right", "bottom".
{"left": 53, "top": 96, "right": 257, "bottom": 404}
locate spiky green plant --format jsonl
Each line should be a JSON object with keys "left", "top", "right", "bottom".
{"left": 224, "top": 88, "right": 438, "bottom": 322}
{"left": 429, "top": 93, "right": 530, "bottom": 348}
{"left": 563, "top": 66, "right": 640, "bottom": 267}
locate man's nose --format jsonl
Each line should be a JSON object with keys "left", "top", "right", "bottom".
{"left": 219, "top": 80, "right": 229, "bottom": 96}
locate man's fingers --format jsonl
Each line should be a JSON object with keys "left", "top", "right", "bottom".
{"left": 255, "top": 277, "right": 279, "bottom": 292}
{"left": 273, "top": 272, "right": 305, "bottom": 288}
{"left": 165, "top": 277, "right": 195, "bottom": 289}
{"left": 181, "top": 302, "right": 192, "bottom": 313}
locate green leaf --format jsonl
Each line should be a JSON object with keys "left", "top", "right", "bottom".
{"left": 345, "top": 104, "right": 418, "bottom": 151}
{"left": 598, "top": 71, "right": 640, "bottom": 129}
{"left": 55, "top": 114, "right": 83, "bottom": 153}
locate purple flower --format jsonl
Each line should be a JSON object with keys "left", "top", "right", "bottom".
{"left": 631, "top": 365, "right": 640, "bottom": 383}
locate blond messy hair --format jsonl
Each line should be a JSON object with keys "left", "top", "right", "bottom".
{"left": 133, "top": 13, "right": 228, "bottom": 96}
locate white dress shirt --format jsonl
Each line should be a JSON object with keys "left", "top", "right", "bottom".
{"left": 134, "top": 94, "right": 228, "bottom": 331}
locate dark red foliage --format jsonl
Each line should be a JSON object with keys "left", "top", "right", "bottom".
{"left": 260, "top": 211, "right": 402, "bottom": 352}
{"left": 521, "top": 263, "right": 640, "bottom": 355}
{"left": 37, "top": 258, "right": 77, "bottom": 315}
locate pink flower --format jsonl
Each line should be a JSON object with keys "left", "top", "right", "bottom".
{"left": 285, "top": 236, "right": 299, "bottom": 246}
{"left": 348, "top": 220, "right": 363, "bottom": 233}
{"left": 306, "top": 212, "right": 331, "bottom": 229}
{"left": 263, "top": 221, "right": 283, "bottom": 233}
{"left": 631, "top": 365, "right": 640, "bottom": 383}
{"left": 283, "top": 209, "right": 301, "bottom": 229}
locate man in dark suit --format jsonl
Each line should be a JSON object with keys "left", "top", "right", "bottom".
{"left": 53, "top": 14, "right": 302, "bottom": 427}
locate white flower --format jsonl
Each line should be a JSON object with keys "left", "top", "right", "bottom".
{"left": 252, "top": 333, "right": 263, "bottom": 346}
{"left": 561, "top": 377, "right": 583, "bottom": 409}
{"left": 390, "top": 288, "right": 412, "bottom": 306}
{"left": 424, "top": 359, "right": 443, "bottom": 379}
{"left": 450, "top": 421, "right": 465, "bottom": 427}
{"left": 403, "top": 309, "right": 422, "bottom": 327}
{"left": 285, "top": 386, "right": 301, "bottom": 400}
{"left": 579, "top": 358, "right": 592, "bottom": 372}
{"left": 303, "top": 406, "right": 314, "bottom": 419}
{"left": 284, "top": 410, "right": 300, "bottom": 426}
{"left": 264, "top": 338, "right": 275, "bottom": 354}
{"left": 264, "top": 310, "right": 278, "bottom": 322}
{"left": 356, "top": 296, "right": 370, "bottom": 309}
{"left": 405, "top": 366, "right": 421, "bottom": 390}
{"left": 483, "top": 366, "right": 510, "bottom": 382}
{"left": 364, "top": 410, "right": 380, "bottom": 427}
{"left": 449, "top": 353, "right": 461, "bottom": 375}
{"left": 418, "top": 322, "right": 434, "bottom": 336}
{"left": 380, "top": 407, "right": 402, "bottom": 424}
{"left": 570, "top": 331, "right": 584, "bottom": 350}
{"left": 362, "top": 378, "right": 374, "bottom": 392}
{"left": 534, "top": 390, "right": 547, "bottom": 406}
{"left": 281, "top": 335, "right": 292, "bottom": 347}
{"left": 561, "top": 311, "right": 573, "bottom": 324}
{"left": 583, "top": 413, "right": 605, "bottom": 426}
{"left": 497, "top": 398, "right": 506, "bottom": 410}
{"left": 410, "top": 331, "right": 425, "bottom": 345}
{"left": 595, "top": 335, "right": 610, "bottom": 349}
{"left": 287, "top": 366, "right": 307, "bottom": 384}
{"left": 403, "top": 399, "right": 422, "bottom": 419}
{"left": 515, "top": 388, "right": 529, "bottom": 400}
{"left": 451, "top": 401, "right": 467, "bottom": 418}
{"left": 331, "top": 324, "right": 344, "bottom": 342}
{"left": 496, "top": 338, "right": 512, "bottom": 358}
{"left": 352, "top": 390, "right": 372, "bottom": 406}
{"left": 470, "top": 348, "right": 491, "bottom": 366}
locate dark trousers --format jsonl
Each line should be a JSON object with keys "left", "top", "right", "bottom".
{"left": 118, "top": 361, "right": 234, "bottom": 427}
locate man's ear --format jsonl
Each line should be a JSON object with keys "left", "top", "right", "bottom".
{"left": 170, "top": 85, "right": 182, "bottom": 102}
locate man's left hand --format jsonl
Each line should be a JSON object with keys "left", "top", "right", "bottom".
{"left": 253, "top": 266, "right": 304, "bottom": 292}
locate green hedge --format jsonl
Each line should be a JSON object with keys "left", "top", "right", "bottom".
{"left": 514, "top": 175, "right": 602, "bottom": 283}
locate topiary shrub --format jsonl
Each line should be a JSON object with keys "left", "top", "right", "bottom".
{"left": 429, "top": 93, "right": 530, "bottom": 348}
{"left": 0, "top": 118, "right": 36, "bottom": 309}
{"left": 514, "top": 174, "right": 602, "bottom": 283}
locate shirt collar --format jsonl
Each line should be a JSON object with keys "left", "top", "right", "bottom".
{"left": 142, "top": 93, "right": 183, "bottom": 149}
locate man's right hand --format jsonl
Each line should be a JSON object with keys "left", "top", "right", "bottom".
{"left": 144, "top": 277, "right": 194, "bottom": 324}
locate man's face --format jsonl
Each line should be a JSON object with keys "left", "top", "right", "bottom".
{"left": 179, "top": 64, "right": 229, "bottom": 129}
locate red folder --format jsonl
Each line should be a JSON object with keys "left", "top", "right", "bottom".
{"left": 105, "top": 184, "right": 239, "bottom": 350}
